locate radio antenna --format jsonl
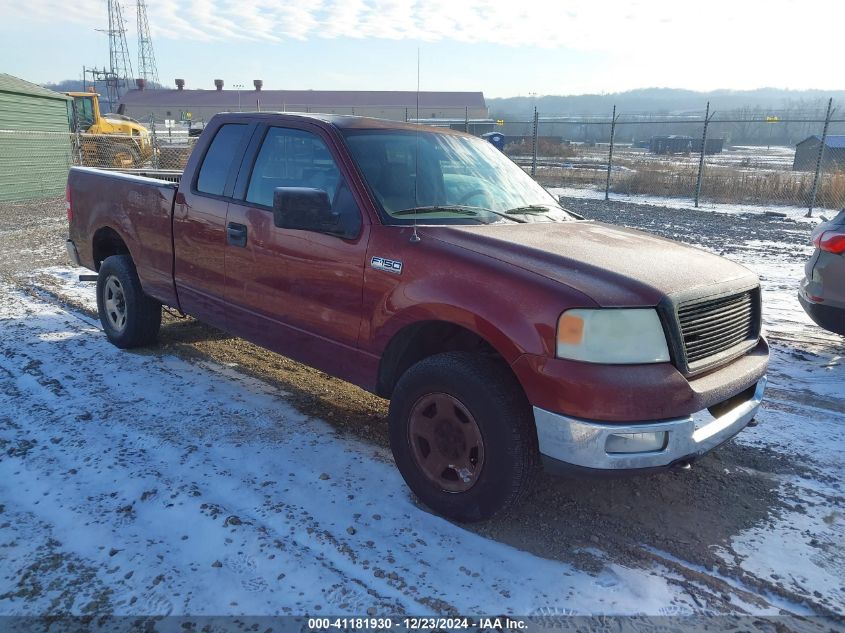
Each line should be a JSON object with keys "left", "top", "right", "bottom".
{"left": 410, "top": 47, "right": 421, "bottom": 244}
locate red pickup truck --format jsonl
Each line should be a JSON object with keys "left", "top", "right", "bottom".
{"left": 66, "top": 113, "right": 768, "bottom": 521}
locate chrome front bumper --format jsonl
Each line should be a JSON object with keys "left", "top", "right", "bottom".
{"left": 534, "top": 376, "right": 766, "bottom": 470}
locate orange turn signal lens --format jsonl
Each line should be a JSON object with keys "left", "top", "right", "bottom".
{"left": 557, "top": 313, "right": 584, "bottom": 345}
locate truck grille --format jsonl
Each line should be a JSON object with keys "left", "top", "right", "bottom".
{"left": 677, "top": 289, "right": 759, "bottom": 368}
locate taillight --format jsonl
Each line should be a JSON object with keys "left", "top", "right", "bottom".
{"left": 66, "top": 184, "right": 72, "bottom": 222}
{"left": 814, "top": 230, "right": 845, "bottom": 254}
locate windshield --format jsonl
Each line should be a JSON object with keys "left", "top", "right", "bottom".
{"left": 342, "top": 129, "right": 572, "bottom": 225}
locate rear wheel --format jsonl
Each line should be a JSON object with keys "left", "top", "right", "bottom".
{"left": 96, "top": 255, "right": 161, "bottom": 348}
{"left": 388, "top": 352, "right": 538, "bottom": 522}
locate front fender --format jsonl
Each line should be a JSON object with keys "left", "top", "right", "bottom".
{"left": 361, "top": 225, "right": 599, "bottom": 363}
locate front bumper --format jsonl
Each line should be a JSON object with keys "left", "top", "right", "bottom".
{"left": 534, "top": 376, "right": 766, "bottom": 471}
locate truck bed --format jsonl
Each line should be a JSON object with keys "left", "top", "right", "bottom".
{"left": 110, "top": 168, "right": 183, "bottom": 185}
{"left": 67, "top": 166, "right": 180, "bottom": 307}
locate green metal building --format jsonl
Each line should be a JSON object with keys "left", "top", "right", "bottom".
{"left": 0, "top": 73, "right": 73, "bottom": 202}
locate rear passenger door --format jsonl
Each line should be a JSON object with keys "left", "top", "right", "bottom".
{"left": 223, "top": 124, "right": 369, "bottom": 374}
{"left": 173, "top": 120, "right": 254, "bottom": 328}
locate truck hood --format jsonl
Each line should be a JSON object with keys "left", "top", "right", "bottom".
{"left": 426, "top": 221, "right": 758, "bottom": 306}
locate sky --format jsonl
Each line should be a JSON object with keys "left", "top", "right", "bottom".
{"left": 1, "top": 0, "right": 843, "bottom": 98}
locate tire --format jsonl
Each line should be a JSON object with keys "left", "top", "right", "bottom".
{"left": 96, "top": 254, "right": 161, "bottom": 349}
{"left": 105, "top": 144, "right": 141, "bottom": 168}
{"left": 388, "top": 352, "right": 539, "bottom": 522}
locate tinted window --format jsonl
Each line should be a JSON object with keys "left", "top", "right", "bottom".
{"left": 196, "top": 124, "right": 248, "bottom": 196}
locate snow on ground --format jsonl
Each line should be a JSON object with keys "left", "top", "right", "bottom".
{"left": 0, "top": 282, "right": 698, "bottom": 616}
{"left": 2, "top": 206, "right": 844, "bottom": 617}
{"left": 548, "top": 186, "right": 832, "bottom": 224}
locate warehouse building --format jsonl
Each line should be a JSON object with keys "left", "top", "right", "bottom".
{"left": 0, "top": 74, "right": 73, "bottom": 202}
{"left": 117, "top": 79, "right": 488, "bottom": 124}
{"left": 793, "top": 135, "right": 845, "bottom": 172}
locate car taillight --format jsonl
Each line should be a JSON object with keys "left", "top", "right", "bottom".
{"left": 814, "top": 230, "right": 845, "bottom": 254}
{"left": 66, "top": 184, "right": 72, "bottom": 222}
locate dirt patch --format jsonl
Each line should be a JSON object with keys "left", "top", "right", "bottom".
{"left": 0, "top": 198, "right": 67, "bottom": 285}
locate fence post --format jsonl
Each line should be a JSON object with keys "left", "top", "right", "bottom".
{"left": 73, "top": 109, "right": 83, "bottom": 166}
{"left": 807, "top": 97, "right": 833, "bottom": 218}
{"left": 694, "top": 101, "right": 711, "bottom": 208}
{"left": 531, "top": 107, "right": 539, "bottom": 178}
{"left": 465, "top": 106, "right": 469, "bottom": 133}
{"left": 149, "top": 115, "right": 159, "bottom": 170}
{"left": 605, "top": 105, "right": 617, "bottom": 200}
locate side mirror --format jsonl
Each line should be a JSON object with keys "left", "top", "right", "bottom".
{"left": 272, "top": 187, "right": 341, "bottom": 235}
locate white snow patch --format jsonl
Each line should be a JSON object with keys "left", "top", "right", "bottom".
{"left": 0, "top": 282, "right": 700, "bottom": 616}
{"left": 550, "top": 186, "right": 829, "bottom": 224}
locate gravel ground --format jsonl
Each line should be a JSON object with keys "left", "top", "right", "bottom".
{"left": 1, "top": 195, "right": 843, "bottom": 617}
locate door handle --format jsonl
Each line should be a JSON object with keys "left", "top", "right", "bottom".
{"left": 227, "top": 222, "right": 247, "bottom": 247}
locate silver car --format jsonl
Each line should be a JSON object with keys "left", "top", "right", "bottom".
{"left": 799, "top": 208, "right": 845, "bottom": 336}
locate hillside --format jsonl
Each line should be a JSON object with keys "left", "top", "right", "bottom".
{"left": 488, "top": 88, "right": 845, "bottom": 118}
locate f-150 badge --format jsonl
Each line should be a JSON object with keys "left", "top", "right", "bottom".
{"left": 371, "top": 256, "right": 403, "bottom": 275}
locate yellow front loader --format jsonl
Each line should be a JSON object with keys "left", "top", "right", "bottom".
{"left": 67, "top": 91, "right": 153, "bottom": 168}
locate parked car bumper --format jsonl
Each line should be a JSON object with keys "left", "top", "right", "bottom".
{"left": 535, "top": 375, "right": 766, "bottom": 472}
{"left": 798, "top": 289, "right": 845, "bottom": 336}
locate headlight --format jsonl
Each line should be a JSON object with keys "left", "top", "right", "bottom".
{"left": 556, "top": 308, "right": 670, "bottom": 364}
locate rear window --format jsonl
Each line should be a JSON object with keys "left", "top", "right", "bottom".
{"left": 196, "top": 124, "right": 248, "bottom": 196}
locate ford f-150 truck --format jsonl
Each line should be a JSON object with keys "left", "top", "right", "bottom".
{"left": 66, "top": 113, "right": 769, "bottom": 522}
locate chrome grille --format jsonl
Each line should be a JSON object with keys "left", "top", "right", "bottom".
{"left": 678, "top": 290, "right": 758, "bottom": 367}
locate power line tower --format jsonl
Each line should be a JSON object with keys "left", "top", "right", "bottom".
{"left": 100, "top": 0, "right": 134, "bottom": 107}
{"left": 136, "top": 0, "right": 159, "bottom": 87}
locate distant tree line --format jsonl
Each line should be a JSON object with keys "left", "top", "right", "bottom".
{"left": 491, "top": 88, "right": 844, "bottom": 146}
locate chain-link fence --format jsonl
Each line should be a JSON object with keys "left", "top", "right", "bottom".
{"left": 504, "top": 100, "right": 845, "bottom": 216}
{"left": 0, "top": 127, "right": 197, "bottom": 202}
{"left": 4, "top": 102, "right": 844, "bottom": 215}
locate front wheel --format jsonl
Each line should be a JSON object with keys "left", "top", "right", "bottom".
{"left": 96, "top": 255, "right": 161, "bottom": 348}
{"left": 388, "top": 352, "right": 539, "bottom": 522}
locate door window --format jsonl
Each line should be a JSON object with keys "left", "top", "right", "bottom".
{"left": 246, "top": 127, "right": 361, "bottom": 234}
{"left": 247, "top": 128, "right": 342, "bottom": 206}
{"left": 196, "top": 124, "right": 248, "bottom": 196}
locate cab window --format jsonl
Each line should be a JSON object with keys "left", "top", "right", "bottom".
{"left": 196, "top": 124, "right": 248, "bottom": 196}
{"left": 73, "top": 97, "right": 95, "bottom": 130}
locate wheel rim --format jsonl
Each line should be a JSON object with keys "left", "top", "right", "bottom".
{"left": 103, "top": 275, "right": 127, "bottom": 333}
{"left": 408, "top": 393, "right": 485, "bottom": 493}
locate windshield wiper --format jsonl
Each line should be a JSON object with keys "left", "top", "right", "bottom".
{"left": 393, "top": 205, "right": 481, "bottom": 216}
{"left": 505, "top": 204, "right": 583, "bottom": 221}
{"left": 393, "top": 205, "right": 526, "bottom": 223}
{"left": 504, "top": 205, "right": 553, "bottom": 215}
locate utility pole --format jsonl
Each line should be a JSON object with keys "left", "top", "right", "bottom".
{"left": 137, "top": 0, "right": 160, "bottom": 87}
{"left": 233, "top": 84, "right": 244, "bottom": 111}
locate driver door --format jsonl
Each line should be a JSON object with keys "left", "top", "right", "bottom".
{"left": 224, "top": 125, "right": 369, "bottom": 377}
